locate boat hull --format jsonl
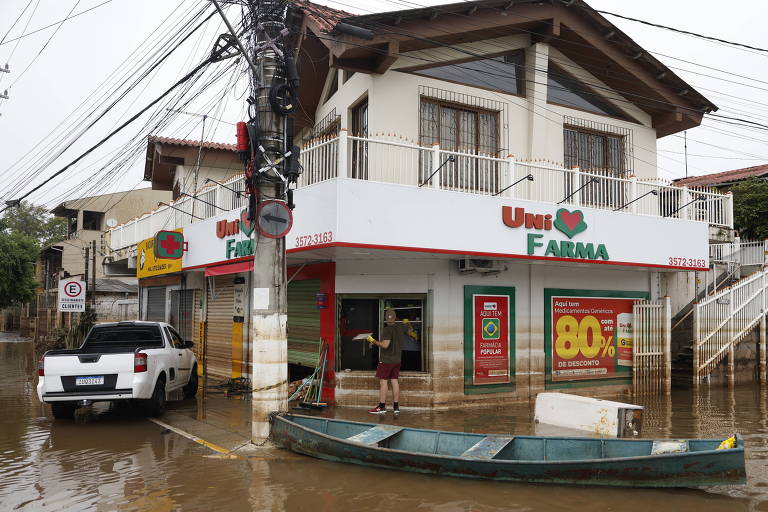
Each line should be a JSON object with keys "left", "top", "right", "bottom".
{"left": 270, "top": 415, "right": 746, "bottom": 488}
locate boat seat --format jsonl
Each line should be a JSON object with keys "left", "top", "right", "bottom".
{"left": 347, "top": 425, "right": 403, "bottom": 445}
{"left": 651, "top": 440, "right": 689, "bottom": 455}
{"left": 462, "top": 436, "right": 515, "bottom": 459}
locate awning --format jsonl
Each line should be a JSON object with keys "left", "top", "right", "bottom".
{"left": 204, "top": 260, "right": 253, "bottom": 277}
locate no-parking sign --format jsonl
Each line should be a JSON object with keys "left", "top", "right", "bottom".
{"left": 58, "top": 279, "right": 86, "bottom": 312}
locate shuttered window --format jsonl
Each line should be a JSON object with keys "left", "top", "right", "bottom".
{"left": 145, "top": 287, "right": 166, "bottom": 322}
{"left": 287, "top": 279, "right": 322, "bottom": 368}
{"left": 206, "top": 275, "right": 235, "bottom": 381}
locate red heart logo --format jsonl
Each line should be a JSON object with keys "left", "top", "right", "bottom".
{"left": 240, "top": 209, "right": 254, "bottom": 236}
{"left": 560, "top": 210, "right": 583, "bottom": 231}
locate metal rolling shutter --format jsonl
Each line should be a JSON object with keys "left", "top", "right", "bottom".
{"left": 287, "top": 279, "right": 321, "bottom": 367}
{"left": 146, "top": 287, "right": 166, "bottom": 322}
{"left": 206, "top": 275, "right": 235, "bottom": 382}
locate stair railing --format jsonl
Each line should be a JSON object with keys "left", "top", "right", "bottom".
{"left": 693, "top": 269, "right": 768, "bottom": 385}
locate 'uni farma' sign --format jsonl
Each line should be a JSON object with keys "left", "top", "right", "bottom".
{"left": 216, "top": 209, "right": 257, "bottom": 259}
{"left": 502, "top": 206, "right": 609, "bottom": 261}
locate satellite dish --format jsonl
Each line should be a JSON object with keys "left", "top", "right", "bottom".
{"left": 106, "top": 218, "right": 118, "bottom": 228}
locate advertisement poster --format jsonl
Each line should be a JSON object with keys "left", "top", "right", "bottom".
{"left": 473, "top": 294, "right": 511, "bottom": 385}
{"left": 550, "top": 295, "right": 637, "bottom": 382}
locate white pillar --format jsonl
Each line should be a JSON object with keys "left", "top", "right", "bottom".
{"left": 693, "top": 303, "right": 700, "bottom": 388}
{"left": 431, "top": 144, "right": 441, "bottom": 190}
{"left": 728, "top": 286, "right": 735, "bottom": 385}
{"left": 505, "top": 155, "right": 516, "bottom": 198}
{"left": 663, "top": 296, "right": 672, "bottom": 393}
{"left": 337, "top": 129, "right": 348, "bottom": 179}
{"left": 525, "top": 42, "right": 550, "bottom": 160}
{"left": 570, "top": 167, "right": 581, "bottom": 207}
{"left": 680, "top": 186, "right": 691, "bottom": 220}
{"left": 629, "top": 176, "right": 638, "bottom": 214}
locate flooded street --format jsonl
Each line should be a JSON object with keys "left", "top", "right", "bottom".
{"left": 2, "top": 335, "right": 768, "bottom": 511}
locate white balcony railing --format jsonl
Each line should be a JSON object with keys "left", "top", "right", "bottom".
{"left": 710, "top": 240, "right": 768, "bottom": 266}
{"left": 108, "top": 131, "right": 734, "bottom": 251}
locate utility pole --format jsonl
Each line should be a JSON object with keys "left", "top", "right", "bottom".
{"left": 83, "top": 245, "right": 89, "bottom": 303}
{"left": 91, "top": 240, "right": 97, "bottom": 308}
{"left": 213, "top": 0, "right": 303, "bottom": 443}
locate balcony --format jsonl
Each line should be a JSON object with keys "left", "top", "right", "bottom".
{"left": 108, "top": 132, "right": 733, "bottom": 252}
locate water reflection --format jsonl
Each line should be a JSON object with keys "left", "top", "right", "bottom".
{"left": 1, "top": 336, "right": 767, "bottom": 511}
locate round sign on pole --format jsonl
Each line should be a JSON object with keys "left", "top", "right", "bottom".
{"left": 64, "top": 281, "right": 83, "bottom": 298}
{"left": 256, "top": 200, "right": 293, "bottom": 239}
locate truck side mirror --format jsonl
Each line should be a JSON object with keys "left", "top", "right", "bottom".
{"left": 184, "top": 340, "right": 194, "bottom": 349}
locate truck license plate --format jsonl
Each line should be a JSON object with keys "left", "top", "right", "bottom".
{"left": 76, "top": 376, "right": 104, "bottom": 386}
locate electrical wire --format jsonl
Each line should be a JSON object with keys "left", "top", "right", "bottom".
{"left": 9, "top": 0, "right": 82, "bottom": 87}
{"left": 0, "top": 0, "right": 115, "bottom": 47}
{"left": 593, "top": 8, "right": 768, "bottom": 55}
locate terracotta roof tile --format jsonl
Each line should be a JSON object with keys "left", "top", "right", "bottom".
{"left": 674, "top": 164, "right": 768, "bottom": 187}
{"left": 290, "top": 0, "right": 351, "bottom": 33}
{"left": 148, "top": 135, "right": 236, "bottom": 152}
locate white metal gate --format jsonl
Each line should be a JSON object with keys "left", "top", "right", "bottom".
{"left": 632, "top": 297, "right": 671, "bottom": 395}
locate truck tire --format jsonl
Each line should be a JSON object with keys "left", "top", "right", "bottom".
{"left": 51, "top": 402, "right": 77, "bottom": 419}
{"left": 145, "top": 377, "right": 166, "bottom": 417}
{"left": 183, "top": 366, "right": 198, "bottom": 399}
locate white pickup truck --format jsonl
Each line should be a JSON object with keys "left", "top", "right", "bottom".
{"left": 36, "top": 321, "right": 198, "bottom": 419}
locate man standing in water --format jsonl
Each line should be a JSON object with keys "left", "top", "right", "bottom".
{"left": 368, "top": 309, "right": 416, "bottom": 415}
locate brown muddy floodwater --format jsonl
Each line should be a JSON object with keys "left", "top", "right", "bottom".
{"left": 2, "top": 335, "right": 768, "bottom": 511}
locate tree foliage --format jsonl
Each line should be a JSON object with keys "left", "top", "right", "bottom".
{"left": 0, "top": 201, "right": 67, "bottom": 248}
{"left": 731, "top": 178, "right": 768, "bottom": 240}
{"left": 0, "top": 202, "right": 66, "bottom": 308}
{"left": 0, "top": 231, "right": 38, "bottom": 308}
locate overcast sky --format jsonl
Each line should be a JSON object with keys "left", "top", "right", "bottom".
{"left": 1, "top": 0, "right": 767, "bottom": 207}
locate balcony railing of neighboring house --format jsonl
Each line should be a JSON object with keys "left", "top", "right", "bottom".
{"left": 108, "top": 174, "right": 248, "bottom": 251}
{"left": 108, "top": 132, "right": 734, "bottom": 251}
{"left": 710, "top": 240, "right": 768, "bottom": 267}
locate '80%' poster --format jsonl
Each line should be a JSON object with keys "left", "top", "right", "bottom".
{"left": 551, "top": 296, "right": 635, "bottom": 382}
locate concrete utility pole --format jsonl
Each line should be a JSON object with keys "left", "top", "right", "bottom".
{"left": 211, "top": 0, "right": 303, "bottom": 443}
{"left": 247, "top": 0, "right": 292, "bottom": 444}
{"left": 91, "top": 240, "right": 97, "bottom": 307}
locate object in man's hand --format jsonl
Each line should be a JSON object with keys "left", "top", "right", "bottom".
{"left": 352, "top": 333, "right": 375, "bottom": 345}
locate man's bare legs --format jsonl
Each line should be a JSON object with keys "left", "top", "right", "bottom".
{"left": 379, "top": 379, "right": 388, "bottom": 404}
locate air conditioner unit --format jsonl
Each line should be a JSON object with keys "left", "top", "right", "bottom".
{"left": 457, "top": 258, "right": 504, "bottom": 274}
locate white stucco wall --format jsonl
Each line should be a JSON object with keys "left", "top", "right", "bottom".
{"left": 334, "top": 257, "right": 651, "bottom": 407}
{"left": 312, "top": 39, "right": 660, "bottom": 179}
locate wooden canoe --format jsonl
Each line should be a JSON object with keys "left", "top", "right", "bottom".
{"left": 270, "top": 413, "right": 746, "bottom": 487}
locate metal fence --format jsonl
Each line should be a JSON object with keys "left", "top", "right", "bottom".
{"left": 632, "top": 298, "right": 671, "bottom": 395}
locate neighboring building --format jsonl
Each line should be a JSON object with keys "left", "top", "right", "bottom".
{"left": 674, "top": 164, "right": 768, "bottom": 192}
{"left": 25, "top": 188, "right": 171, "bottom": 341}
{"left": 106, "top": 0, "right": 740, "bottom": 407}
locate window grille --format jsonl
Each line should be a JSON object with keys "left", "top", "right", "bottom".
{"left": 418, "top": 87, "right": 507, "bottom": 191}
{"left": 563, "top": 116, "right": 635, "bottom": 208}
{"left": 309, "top": 108, "right": 340, "bottom": 141}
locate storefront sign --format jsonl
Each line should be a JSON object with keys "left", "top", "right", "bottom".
{"left": 137, "top": 230, "right": 183, "bottom": 278}
{"left": 473, "top": 294, "right": 511, "bottom": 385}
{"left": 184, "top": 210, "right": 257, "bottom": 269}
{"left": 153, "top": 230, "right": 184, "bottom": 259}
{"left": 58, "top": 279, "right": 86, "bottom": 312}
{"left": 545, "top": 289, "right": 647, "bottom": 387}
{"left": 504, "top": 206, "right": 609, "bottom": 261}
{"left": 309, "top": 180, "right": 709, "bottom": 270}
{"left": 463, "top": 286, "right": 515, "bottom": 394}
